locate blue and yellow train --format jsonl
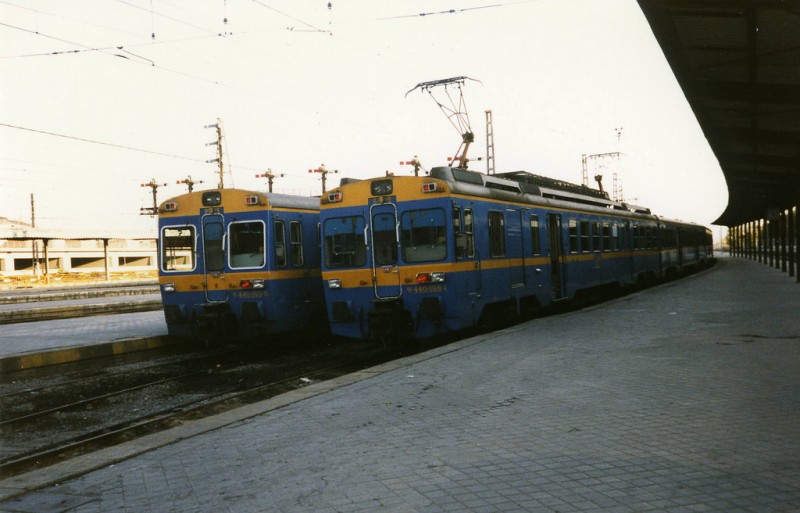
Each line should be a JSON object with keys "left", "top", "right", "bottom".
{"left": 320, "top": 166, "right": 712, "bottom": 341}
{"left": 157, "top": 188, "right": 323, "bottom": 342}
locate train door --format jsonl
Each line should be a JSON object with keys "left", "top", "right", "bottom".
{"left": 547, "top": 214, "right": 566, "bottom": 299}
{"left": 506, "top": 209, "right": 525, "bottom": 288}
{"left": 201, "top": 213, "right": 229, "bottom": 303}
{"left": 369, "top": 203, "right": 402, "bottom": 299}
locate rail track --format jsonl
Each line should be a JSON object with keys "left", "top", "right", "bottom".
{"left": 0, "top": 340, "right": 394, "bottom": 479}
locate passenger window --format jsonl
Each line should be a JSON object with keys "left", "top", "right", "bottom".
{"left": 568, "top": 219, "right": 578, "bottom": 253}
{"left": 489, "top": 211, "right": 505, "bottom": 257}
{"left": 580, "top": 220, "right": 590, "bottom": 252}
{"left": 602, "top": 222, "right": 611, "bottom": 251}
{"left": 161, "top": 226, "right": 195, "bottom": 272}
{"left": 229, "top": 221, "right": 265, "bottom": 269}
{"left": 401, "top": 208, "right": 446, "bottom": 262}
{"left": 274, "top": 220, "right": 286, "bottom": 267}
{"left": 290, "top": 221, "right": 303, "bottom": 266}
{"left": 592, "top": 221, "right": 601, "bottom": 252}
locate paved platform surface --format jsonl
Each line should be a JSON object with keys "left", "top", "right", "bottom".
{"left": 0, "top": 309, "right": 169, "bottom": 372}
{"left": 1, "top": 257, "right": 798, "bottom": 512}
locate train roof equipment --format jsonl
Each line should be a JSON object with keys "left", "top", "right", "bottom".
{"left": 406, "top": 76, "right": 482, "bottom": 170}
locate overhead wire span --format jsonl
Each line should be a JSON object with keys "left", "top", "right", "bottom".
{"left": 0, "top": 122, "right": 205, "bottom": 163}
{"left": 250, "top": 0, "right": 332, "bottom": 35}
{"left": 374, "top": 1, "right": 543, "bottom": 21}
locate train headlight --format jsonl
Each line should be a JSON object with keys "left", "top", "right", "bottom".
{"left": 240, "top": 279, "right": 265, "bottom": 289}
{"left": 162, "top": 282, "right": 176, "bottom": 293}
{"left": 415, "top": 272, "right": 445, "bottom": 283}
{"left": 327, "top": 278, "right": 342, "bottom": 289}
{"left": 251, "top": 279, "right": 265, "bottom": 289}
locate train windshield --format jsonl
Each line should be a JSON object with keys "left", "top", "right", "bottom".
{"left": 400, "top": 208, "right": 447, "bottom": 262}
{"left": 161, "top": 226, "right": 195, "bottom": 272}
{"left": 229, "top": 221, "right": 265, "bottom": 269}
{"left": 323, "top": 216, "right": 367, "bottom": 268}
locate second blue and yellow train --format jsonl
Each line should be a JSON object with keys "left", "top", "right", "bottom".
{"left": 319, "top": 167, "right": 712, "bottom": 341}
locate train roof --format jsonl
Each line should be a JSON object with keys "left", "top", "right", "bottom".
{"left": 428, "top": 166, "right": 705, "bottom": 229}
{"left": 430, "top": 166, "right": 642, "bottom": 210}
{"left": 261, "top": 192, "right": 320, "bottom": 211}
{"left": 333, "top": 168, "right": 706, "bottom": 230}
{"left": 159, "top": 189, "right": 320, "bottom": 213}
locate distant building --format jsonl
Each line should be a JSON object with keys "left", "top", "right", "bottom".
{"left": 0, "top": 217, "right": 157, "bottom": 285}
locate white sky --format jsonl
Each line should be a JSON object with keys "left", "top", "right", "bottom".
{"left": 1, "top": 0, "right": 729, "bottom": 241}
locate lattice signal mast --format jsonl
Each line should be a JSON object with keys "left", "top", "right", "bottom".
{"left": 485, "top": 110, "right": 495, "bottom": 175}
{"left": 205, "top": 118, "right": 226, "bottom": 189}
{"left": 406, "top": 76, "right": 481, "bottom": 170}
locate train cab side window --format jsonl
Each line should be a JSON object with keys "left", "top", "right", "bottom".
{"left": 568, "top": 219, "right": 578, "bottom": 253}
{"left": 602, "top": 222, "right": 611, "bottom": 251}
{"left": 274, "top": 220, "right": 286, "bottom": 267}
{"left": 229, "top": 221, "right": 265, "bottom": 269}
{"left": 161, "top": 226, "right": 195, "bottom": 272}
{"left": 323, "top": 216, "right": 367, "bottom": 268}
{"left": 591, "top": 221, "right": 601, "bottom": 252}
{"left": 489, "top": 211, "right": 505, "bottom": 257}
{"left": 453, "top": 206, "right": 464, "bottom": 259}
{"left": 289, "top": 221, "right": 303, "bottom": 266}
{"left": 530, "top": 215, "right": 541, "bottom": 255}
{"left": 464, "top": 208, "right": 475, "bottom": 258}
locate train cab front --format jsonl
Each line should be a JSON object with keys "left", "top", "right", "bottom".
{"left": 321, "top": 175, "right": 453, "bottom": 341}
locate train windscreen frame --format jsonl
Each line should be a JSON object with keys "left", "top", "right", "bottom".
{"left": 323, "top": 216, "right": 367, "bottom": 268}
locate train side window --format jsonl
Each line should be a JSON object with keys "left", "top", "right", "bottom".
{"left": 289, "top": 221, "right": 303, "bottom": 266}
{"left": 274, "top": 220, "right": 286, "bottom": 267}
{"left": 464, "top": 208, "right": 475, "bottom": 258}
{"left": 602, "top": 222, "right": 611, "bottom": 252}
{"left": 161, "top": 226, "right": 195, "bottom": 272}
{"left": 580, "top": 220, "right": 590, "bottom": 252}
{"left": 323, "top": 216, "right": 367, "bottom": 268}
{"left": 489, "top": 211, "right": 505, "bottom": 257}
{"left": 611, "top": 223, "right": 619, "bottom": 251}
{"left": 530, "top": 214, "right": 541, "bottom": 255}
{"left": 591, "top": 221, "right": 601, "bottom": 252}
{"left": 401, "top": 208, "right": 446, "bottom": 262}
{"left": 568, "top": 218, "right": 578, "bottom": 253}
{"left": 229, "top": 221, "right": 265, "bottom": 269}
{"left": 632, "top": 224, "right": 639, "bottom": 250}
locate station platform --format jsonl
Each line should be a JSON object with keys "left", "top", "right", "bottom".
{"left": 0, "top": 309, "right": 169, "bottom": 373}
{"left": 1, "top": 257, "right": 798, "bottom": 512}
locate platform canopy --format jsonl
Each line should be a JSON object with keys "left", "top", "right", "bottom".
{"left": 638, "top": 0, "right": 800, "bottom": 227}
